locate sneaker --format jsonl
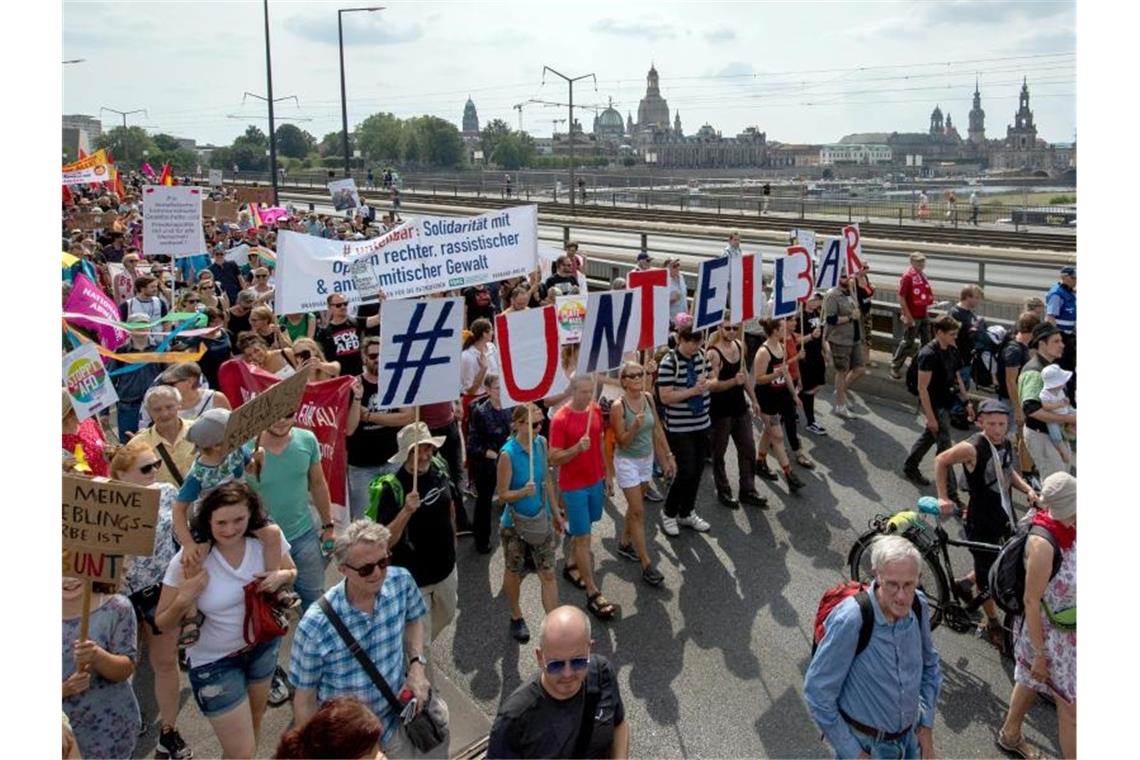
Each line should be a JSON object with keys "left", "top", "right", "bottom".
{"left": 644, "top": 482, "right": 665, "bottom": 502}
{"left": 156, "top": 727, "right": 193, "bottom": 760}
{"left": 903, "top": 465, "right": 932, "bottom": 487}
{"left": 785, "top": 470, "right": 806, "bottom": 492}
{"left": 641, "top": 566, "right": 665, "bottom": 587}
{"left": 832, "top": 405, "right": 853, "bottom": 420}
{"left": 806, "top": 423, "right": 828, "bottom": 436}
{"left": 677, "top": 513, "right": 711, "bottom": 532}
{"left": 267, "top": 666, "right": 293, "bottom": 707}
{"left": 616, "top": 542, "right": 640, "bottom": 562}
{"left": 509, "top": 617, "right": 530, "bottom": 643}
{"left": 740, "top": 492, "right": 769, "bottom": 509}
{"left": 889, "top": 368, "right": 903, "bottom": 380}
{"left": 717, "top": 491, "right": 740, "bottom": 510}
{"left": 661, "top": 516, "right": 680, "bottom": 537}
{"left": 455, "top": 528, "right": 474, "bottom": 538}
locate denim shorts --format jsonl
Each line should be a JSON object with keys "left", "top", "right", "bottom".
{"left": 188, "top": 638, "right": 281, "bottom": 718}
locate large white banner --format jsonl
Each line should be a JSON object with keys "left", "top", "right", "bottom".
{"left": 375, "top": 298, "right": 463, "bottom": 407}
{"left": 143, "top": 186, "right": 206, "bottom": 258}
{"left": 275, "top": 205, "right": 538, "bottom": 313}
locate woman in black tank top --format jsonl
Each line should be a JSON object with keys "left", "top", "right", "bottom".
{"left": 752, "top": 319, "right": 805, "bottom": 492}
{"left": 706, "top": 322, "right": 767, "bottom": 508}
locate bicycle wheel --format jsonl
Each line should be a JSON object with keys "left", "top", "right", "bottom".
{"left": 848, "top": 532, "right": 948, "bottom": 631}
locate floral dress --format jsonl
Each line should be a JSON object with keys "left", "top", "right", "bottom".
{"left": 122, "top": 483, "right": 179, "bottom": 594}
{"left": 62, "top": 595, "right": 141, "bottom": 759}
{"left": 1014, "top": 539, "right": 1076, "bottom": 703}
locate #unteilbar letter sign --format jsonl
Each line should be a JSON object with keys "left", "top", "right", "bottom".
{"left": 62, "top": 475, "right": 159, "bottom": 557}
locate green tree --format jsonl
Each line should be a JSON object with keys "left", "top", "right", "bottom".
{"left": 480, "top": 119, "right": 512, "bottom": 161}
{"left": 492, "top": 131, "right": 536, "bottom": 170}
{"left": 356, "top": 112, "right": 404, "bottom": 163}
{"left": 407, "top": 116, "right": 465, "bottom": 168}
{"left": 275, "top": 124, "right": 315, "bottom": 159}
{"left": 95, "top": 126, "right": 155, "bottom": 168}
{"left": 229, "top": 125, "right": 269, "bottom": 171}
{"left": 318, "top": 130, "right": 352, "bottom": 158}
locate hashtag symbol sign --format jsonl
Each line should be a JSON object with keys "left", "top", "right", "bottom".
{"left": 380, "top": 300, "right": 458, "bottom": 406}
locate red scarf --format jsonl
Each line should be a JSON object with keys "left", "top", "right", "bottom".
{"left": 1031, "top": 511, "right": 1076, "bottom": 551}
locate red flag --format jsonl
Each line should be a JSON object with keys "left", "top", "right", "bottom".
{"left": 63, "top": 184, "right": 74, "bottom": 206}
{"left": 158, "top": 163, "right": 173, "bottom": 186}
{"left": 217, "top": 360, "right": 354, "bottom": 509}
{"left": 105, "top": 149, "right": 114, "bottom": 165}
{"left": 78, "top": 148, "right": 87, "bottom": 160}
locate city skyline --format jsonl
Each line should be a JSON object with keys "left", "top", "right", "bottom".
{"left": 62, "top": 1, "right": 1076, "bottom": 147}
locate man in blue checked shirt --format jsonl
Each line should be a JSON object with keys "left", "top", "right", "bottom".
{"left": 289, "top": 520, "right": 436, "bottom": 756}
{"left": 804, "top": 536, "right": 943, "bottom": 759}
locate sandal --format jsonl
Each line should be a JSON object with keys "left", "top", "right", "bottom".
{"left": 562, "top": 564, "right": 587, "bottom": 590}
{"left": 996, "top": 731, "right": 1043, "bottom": 759}
{"left": 587, "top": 592, "right": 619, "bottom": 621}
{"left": 178, "top": 610, "right": 205, "bottom": 647}
{"left": 795, "top": 453, "right": 815, "bottom": 469}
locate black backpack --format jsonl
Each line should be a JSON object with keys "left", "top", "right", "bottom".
{"left": 988, "top": 524, "right": 1063, "bottom": 616}
{"left": 905, "top": 346, "right": 925, "bottom": 396}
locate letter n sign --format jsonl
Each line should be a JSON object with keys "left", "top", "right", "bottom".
{"left": 576, "top": 290, "right": 640, "bottom": 374}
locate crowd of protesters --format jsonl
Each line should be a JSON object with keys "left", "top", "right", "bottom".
{"left": 61, "top": 170, "right": 1076, "bottom": 760}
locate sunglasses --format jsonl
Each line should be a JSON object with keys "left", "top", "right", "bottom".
{"left": 721, "top": 326, "right": 739, "bottom": 332}
{"left": 296, "top": 351, "right": 312, "bottom": 362}
{"left": 331, "top": 302, "right": 348, "bottom": 308}
{"left": 184, "top": 299, "right": 199, "bottom": 305}
{"left": 542, "top": 656, "right": 590, "bottom": 675}
{"left": 366, "top": 353, "right": 380, "bottom": 360}
{"left": 255, "top": 274, "right": 268, "bottom": 279}
{"left": 622, "top": 372, "right": 644, "bottom": 379}
{"left": 343, "top": 556, "right": 391, "bottom": 576}
{"left": 138, "top": 460, "right": 163, "bottom": 475}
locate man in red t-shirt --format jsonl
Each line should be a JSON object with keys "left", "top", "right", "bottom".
{"left": 890, "top": 252, "right": 936, "bottom": 378}
{"left": 549, "top": 374, "right": 618, "bottom": 621}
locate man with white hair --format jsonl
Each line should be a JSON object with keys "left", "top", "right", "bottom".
{"left": 129, "top": 385, "right": 194, "bottom": 487}
{"left": 488, "top": 605, "right": 630, "bottom": 758}
{"left": 804, "top": 535, "right": 942, "bottom": 759}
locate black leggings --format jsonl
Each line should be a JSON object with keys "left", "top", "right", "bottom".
{"left": 780, "top": 403, "right": 802, "bottom": 454}
{"left": 799, "top": 390, "right": 816, "bottom": 427}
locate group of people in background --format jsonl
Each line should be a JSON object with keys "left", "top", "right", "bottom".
{"left": 62, "top": 173, "right": 1076, "bottom": 760}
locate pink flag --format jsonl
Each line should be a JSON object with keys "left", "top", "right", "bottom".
{"left": 260, "top": 206, "right": 289, "bottom": 225}
{"left": 65, "top": 274, "right": 130, "bottom": 349}
{"left": 627, "top": 268, "right": 670, "bottom": 351}
{"left": 494, "top": 306, "right": 569, "bottom": 406}
{"left": 141, "top": 162, "right": 157, "bottom": 180}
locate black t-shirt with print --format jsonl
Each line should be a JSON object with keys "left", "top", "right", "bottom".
{"left": 375, "top": 463, "right": 456, "bottom": 587}
{"left": 488, "top": 654, "right": 625, "bottom": 759}
{"left": 540, "top": 273, "right": 581, "bottom": 299}
{"left": 346, "top": 376, "right": 401, "bottom": 467}
{"left": 463, "top": 286, "right": 496, "bottom": 325}
{"left": 316, "top": 319, "right": 363, "bottom": 377}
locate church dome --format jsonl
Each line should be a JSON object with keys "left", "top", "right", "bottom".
{"left": 598, "top": 104, "right": 623, "bottom": 128}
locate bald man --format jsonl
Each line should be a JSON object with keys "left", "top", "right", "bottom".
{"left": 488, "top": 606, "right": 629, "bottom": 758}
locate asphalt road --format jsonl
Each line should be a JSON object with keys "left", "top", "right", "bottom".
{"left": 131, "top": 385, "right": 1061, "bottom": 759}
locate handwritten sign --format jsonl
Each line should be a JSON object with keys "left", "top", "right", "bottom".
{"left": 235, "top": 186, "right": 275, "bottom": 206}
{"left": 143, "top": 186, "right": 206, "bottom": 258}
{"left": 62, "top": 475, "right": 160, "bottom": 557}
{"left": 220, "top": 365, "right": 311, "bottom": 454}
{"left": 208, "top": 169, "right": 223, "bottom": 187}
{"left": 70, "top": 211, "right": 114, "bottom": 231}
{"left": 63, "top": 548, "right": 124, "bottom": 583}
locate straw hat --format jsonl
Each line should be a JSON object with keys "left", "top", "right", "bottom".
{"left": 388, "top": 422, "right": 447, "bottom": 464}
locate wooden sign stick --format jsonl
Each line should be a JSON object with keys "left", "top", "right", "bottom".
{"left": 412, "top": 406, "right": 420, "bottom": 496}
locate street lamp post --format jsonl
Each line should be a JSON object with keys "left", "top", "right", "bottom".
{"left": 542, "top": 67, "right": 595, "bottom": 213}
{"left": 263, "top": 0, "right": 280, "bottom": 205}
{"left": 339, "top": 7, "right": 384, "bottom": 179}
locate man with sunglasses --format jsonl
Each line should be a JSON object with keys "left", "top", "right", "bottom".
{"left": 489, "top": 605, "right": 629, "bottom": 758}
{"left": 315, "top": 293, "right": 381, "bottom": 379}
{"left": 290, "top": 520, "right": 439, "bottom": 758}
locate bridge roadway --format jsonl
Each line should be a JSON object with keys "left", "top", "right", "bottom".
{"left": 131, "top": 390, "right": 1061, "bottom": 759}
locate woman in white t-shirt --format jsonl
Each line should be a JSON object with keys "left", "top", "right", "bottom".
{"left": 156, "top": 481, "right": 296, "bottom": 759}
{"left": 460, "top": 318, "right": 500, "bottom": 434}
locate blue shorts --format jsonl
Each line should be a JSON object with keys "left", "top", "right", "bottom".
{"left": 188, "top": 639, "right": 281, "bottom": 718}
{"left": 563, "top": 481, "right": 604, "bottom": 537}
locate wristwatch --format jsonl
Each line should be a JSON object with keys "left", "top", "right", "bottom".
{"left": 408, "top": 654, "right": 428, "bottom": 667}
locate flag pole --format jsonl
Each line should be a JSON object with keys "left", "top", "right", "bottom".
{"left": 412, "top": 405, "right": 420, "bottom": 496}
{"left": 528, "top": 405, "right": 536, "bottom": 485}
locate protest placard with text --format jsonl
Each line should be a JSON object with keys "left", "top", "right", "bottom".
{"left": 208, "top": 169, "right": 223, "bottom": 187}
{"left": 495, "top": 306, "right": 569, "bottom": 407}
{"left": 63, "top": 548, "right": 124, "bottom": 583}
{"left": 220, "top": 365, "right": 311, "bottom": 454}
{"left": 143, "top": 186, "right": 206, "bottom": 258}
{"left": 63, "top": 342, "right": 119, "bottom": 421}
{"left": 693, "top": 257, "right": 731, "bottom": 331}
{"left": 203, "top": 201, "right": 241, "bottom": 223}
{"left": 62, "top": 475, "right": 160, "bottom": 557}
{"left": 234, "top": 186, "right": 275, "bottom": 206}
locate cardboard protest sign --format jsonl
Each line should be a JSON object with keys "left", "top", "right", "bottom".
{"left": 208, "top": 169, "right": 223, "bottom": 187}
{"left": 71, "top": 211, "right": 114, "bottom": 231}
{"left": 62, "top": 150, "right": 110, "bottom": 186}
{"left": 202, "top": 201, "right": 241, "bottom": 223}
{"left": 350, "top": 257, "right": 380, "bottom": 295}
{"left": 328, "top": 178, "right": 361, "bottom": 211}
{"left": 63, "top": 548, "right": 124, "bottom": 583}
{"left": 220, "top": 365, "right": 311, "bottom": 454}
{"left": 143, "top": 186, "right": 206, "bottom": 258}
{"left": 234, "top": 186, "right": 275, "bottom": 206}
{"left": 693, "top": 257, "right": 731, "bottom": 331}
{"left": 62, "top": 475, "right": 160, "bottom": 557}
{"left": 576, "top": 290, "right": 641, "bottom": 374}
{"left": 555, "top": 294, "right": 587, "bottom": 344}
{"left": 495, "top": 306, "right": 569, "bottom": 406}
{"left": 814, "top": 238, "right": 844, "bottom": 291}
{"left": 275, "top": 206, "right": 537, "bottom": 310}
{"left": 63, "top": 342, "right": 119, "bottom": 421}
{"left": 376, "top": 298, "right": 463, "bottom": 407}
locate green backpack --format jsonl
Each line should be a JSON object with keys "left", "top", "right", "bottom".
{"left": 364, "top": 454, "right": 452, "bottom": 523}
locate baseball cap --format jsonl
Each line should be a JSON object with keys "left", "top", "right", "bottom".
{"left": 1060, "top": 265, "right": 1076, "bottom": 277}
{"left": 1030, "top": 322, "right": 1060, "bottom": 348}
{"left": 636, "top": 251, "right": 650, "bottom": 261}
{"left": 187, "top": 408, "right": 230, "bottom": 449}
{"left": 1041, "top": 364, "right": 1073, "bottom": 389}
{"left": 975, "top": 399, "right": 1008, "bottom": 416}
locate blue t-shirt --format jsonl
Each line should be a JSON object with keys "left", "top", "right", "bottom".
{"left": 499, "top": 436, "right": 547, "bottom": 529}
{"left": 177, "top": 446, "right": 252, "bottom": 504}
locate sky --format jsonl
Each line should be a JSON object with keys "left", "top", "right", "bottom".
{"left": 62, "top": 0, "right": 1076, "bottom": 148}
